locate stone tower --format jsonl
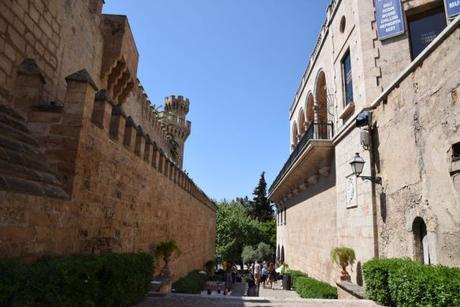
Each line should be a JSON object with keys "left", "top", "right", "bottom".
{"left": 159, "top": 95, "right": 191, "bottom": 168}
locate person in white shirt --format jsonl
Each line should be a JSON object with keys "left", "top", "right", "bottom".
{"left": 254, "top": 260, "right": 261, "bottom": 284}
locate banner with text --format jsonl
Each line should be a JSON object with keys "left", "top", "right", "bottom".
{"left": 375, "top": 0, "right": 405, "bottom": 40}
{"left": 445, "top": 0, "right": 460, "bottom": 18}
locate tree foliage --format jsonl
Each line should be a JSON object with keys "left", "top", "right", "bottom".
{"left": 215, "top": 172, "right": 276, "bottom": 263}
{"left": 241, "top": 246, "right": 257, "bottom": 265}
{"left": 241, "top": 242, "right": 275, "bottom": 265}
{"left": 248, "top": 172, "right": 273, "bottom": 222}
{"left": 216, "top": 200, "right": 275, "bottom": 263}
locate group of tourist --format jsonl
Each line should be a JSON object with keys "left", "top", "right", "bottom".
{"left": 247, "top": 260, "right": 288, "bottom": 295}
{"left": 220, "top": 259, "right": 288, "bottom": 296}
{"left": 252, "top": 261, "right": 275, "bottom": 288}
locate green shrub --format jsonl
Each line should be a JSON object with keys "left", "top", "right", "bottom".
{"left": 172, "top": 270, "right": 208, "bottom": 294}
{"left": 0, "top": 261, "right": 26, "bottom": 306}
{"left": 362, "top": 258, "right": 411, "bottom": 306}
{"left": 287, "top": 270, "right": 308, "bottom": 284}
{"left": 293, "top": 276, "right": 337, "bottom": 299}
{"left": 0, "top": 253, "right": 153, "bottom": 307}
{"left": 363, "top": 258, "right": 460, "bottom": 307}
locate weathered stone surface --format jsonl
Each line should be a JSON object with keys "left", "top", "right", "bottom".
{"left": 273, "top": 0, "right": 460, "bottom": 287}
{"left": 17, "top": 58, "right": 45, "bottom": 83}
{"left": 0, "top": 0, "right": 215, "bottom": 284}
{"left": 65, "top": 69, "right": 98, "bottom": 91}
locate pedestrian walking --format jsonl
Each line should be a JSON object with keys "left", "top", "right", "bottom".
{"left": 267, "top": 262, "right": 275, "bottom": 289}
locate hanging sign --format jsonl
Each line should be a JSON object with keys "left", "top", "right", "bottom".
{"left": 375, "top": 0, "right": 405, "bottom": 40}
{"left": 445, "top": 0, "right": 460, "bottom": 18}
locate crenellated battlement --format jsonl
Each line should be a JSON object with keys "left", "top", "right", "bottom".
{"left": 88, "top": 81, "right": 212, "bottom": 209}
{"left": 164, "top": 95, "right": 190, "bottom": 118}
{"left": 122, "top": 80, "right": 174, "bottom": 154}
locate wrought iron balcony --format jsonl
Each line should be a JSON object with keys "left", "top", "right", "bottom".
{"left": 269, "top": 122, "right": 334, "bottom": 195}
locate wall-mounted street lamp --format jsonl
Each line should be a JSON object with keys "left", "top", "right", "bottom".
{"left": 349, "top": 153, "right": 382, "bottom": 184}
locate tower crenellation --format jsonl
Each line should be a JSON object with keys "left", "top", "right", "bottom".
{"left": 164, "top": 95, "right": 190, "bottom": 118}
{"left": 159, "top": 95, "right": 192, "bottom": 169}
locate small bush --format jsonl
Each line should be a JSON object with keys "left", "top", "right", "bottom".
{"left": 172, "top": 271, "right": 208, "bottom": 294}
{"left": 363, "top": 258, "right": 460, "bottom": 307}
{"left": 287, "top": 270, "right": 308, "bottom": 284}
{"left": 0, "top": 253, "right": 153, "bottom": 307}
{"left": 362, "top": 258, "right": 411, "bottom": 306}
{"left": 293, "top": 276, "right": 337, "bottom": 299}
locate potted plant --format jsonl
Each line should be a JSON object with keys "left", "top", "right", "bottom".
{"left": 331, "top": 247, "right": 356, "bottom": 281}
{"left": 155, "top": 240, "right": 181, "bottom": 280}
{"left": 280, "top": 263, "right": 291, "bottom": 290}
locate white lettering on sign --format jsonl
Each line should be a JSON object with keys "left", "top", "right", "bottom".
{"left": 449, "top": 1, "right": 460, "bottom": 9}
{"left": 377, "top": 0, "right": 405, "bottom": 40}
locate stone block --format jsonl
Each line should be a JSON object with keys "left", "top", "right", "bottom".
{"left": 0, "top": 226, "right": 34, "bottom": 241}
{"left": 8, "top": 26, "right": 26, "bottom": 52}
{"left": 49, "top": 124, "right": 80, "bottom": 138}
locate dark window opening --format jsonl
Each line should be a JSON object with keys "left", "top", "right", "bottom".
{"left": 284, "top": 207, "right": 287, "bottom": 225}
{"left": 341, "top": 50, "right": 354, "bottom": 105}
{"left": 408, "top": 7, "right": 447, "bottom": 60}
{"left": 413, "top": 217, "right": 431, "bottom": 265}
{"left": 452, "top": 142, "right": 460, "bottom": 160}
{"left": 340, "top": 16, "right": 346, "bottom": 33}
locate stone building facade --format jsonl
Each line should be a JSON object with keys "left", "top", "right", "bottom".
{"left": 0, "top": 0, "right": 216, "bottom": 281}
{"left": 269, "top": 0, "right": 460, "bottom": 287}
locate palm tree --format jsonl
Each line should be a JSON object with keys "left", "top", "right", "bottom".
{"left": 331, "top": 247, "right": 356, "bottom": 281}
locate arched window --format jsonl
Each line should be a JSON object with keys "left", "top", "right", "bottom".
{"left": 413, "top": 217, "right": 431, "bottom": 264}
{"left": 306, "top": 93, "right": 314, "bottom": 125}
{"left": 277, "top": 245, "right": 280, "bottom": 260}
{"left": 314, "top": 71, "right": 328, "bottom": 139}
{"left": 298, "top": 108, "right": 306, "bottom": 133}
{"left": 281, "top": 246, "right": 285, "bottom": 262}
{"left": 292, "top": 121, "right": 299, "bottom": 148}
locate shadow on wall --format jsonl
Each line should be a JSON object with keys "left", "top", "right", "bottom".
{"left": 287, "top": 155, "right": 337, "bottom": 205}
{"left": 356, "top": 261, "right": 363, "bottom": 286}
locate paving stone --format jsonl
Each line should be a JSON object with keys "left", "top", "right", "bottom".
{"left": 139, "top": 282, "right": 379, "bottom": 307}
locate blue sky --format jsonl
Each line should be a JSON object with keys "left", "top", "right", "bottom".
{"left": 103, "top": 0, "right": 331, "bottom": 201}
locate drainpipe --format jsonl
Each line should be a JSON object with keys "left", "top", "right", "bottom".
{"left": 366, "top": 112, "right": 380, "bottom": 259}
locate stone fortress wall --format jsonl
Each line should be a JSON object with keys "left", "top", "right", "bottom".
{"left": 273, "top": 0, "right": 460, "bottom": 286}
{"left": 0, "top": 0, "right": 216, "bottom": 280}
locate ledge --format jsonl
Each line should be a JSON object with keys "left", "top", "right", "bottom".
{"left": 31, "top": 101, "right": 64, "bottom": 113}
{"left": 336, "top": 281, "right": 367, "bottom": 299}
{"left": 339, "top": 102, "right": 355, "bottom": 120}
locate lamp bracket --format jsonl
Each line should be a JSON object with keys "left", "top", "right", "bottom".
{"left": 358, "top": 175, "right": 382, "bottom": 185}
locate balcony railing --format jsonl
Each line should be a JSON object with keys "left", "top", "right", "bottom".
{"left": 269, "top": 122, "right": 334, "bottom": 195}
